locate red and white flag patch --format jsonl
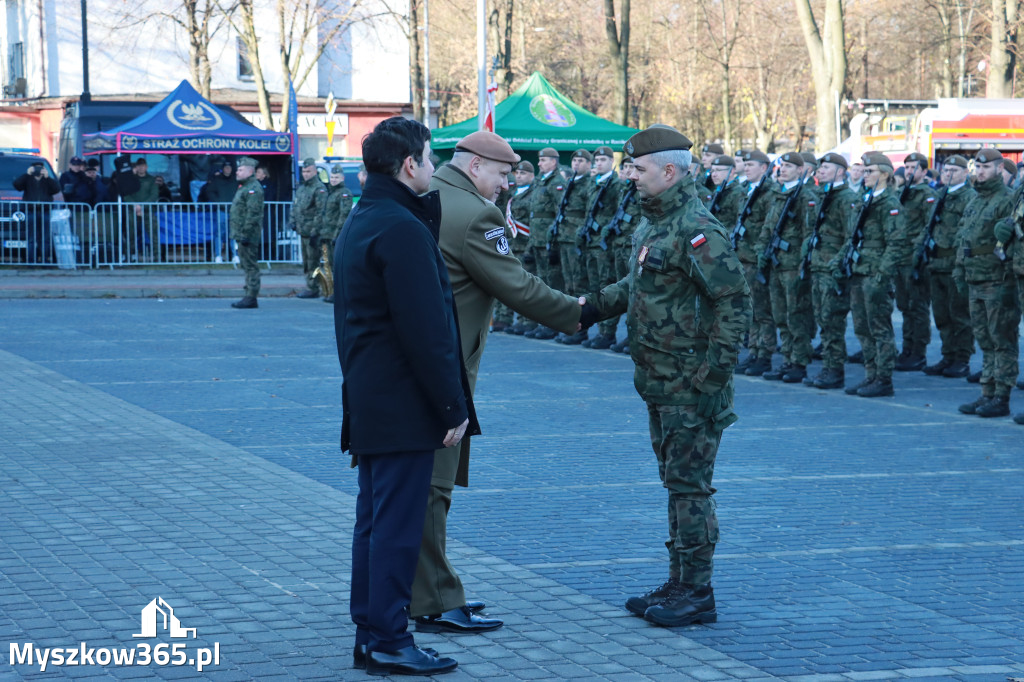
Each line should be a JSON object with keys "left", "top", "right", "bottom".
{"left": 926, "top": 197, "right": 935, "bottom": 202}
{"left": 890, "top": 209, "right": 900, "bottom": 216}
{"left": 690, "top": 233, "right": 707, "bottom": 248}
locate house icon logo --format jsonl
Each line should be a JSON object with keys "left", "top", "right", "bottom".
{"left": 133, "top": 597, "right": 197, "bottom": 639}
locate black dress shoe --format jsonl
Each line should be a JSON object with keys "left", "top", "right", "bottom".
{"left": 366, "top": 646, "right": 457, "bottom": 676}
{"left": 465, "top": 600, "right": 486, "bottom": 613}
{"left": 355, "top": 644, "right": 436, "bottom": 670}
{"left": 415, "top": 605, "right": 503, "bottom": 633}
{"left": 296, "top": 288, "right": 319, "bottom": 299}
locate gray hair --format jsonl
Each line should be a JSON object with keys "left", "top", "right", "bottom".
{"left": 648, "top": 149, "right": 692, "bottom": 175}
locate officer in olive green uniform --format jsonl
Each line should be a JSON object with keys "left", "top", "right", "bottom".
{"left": 955, "top": 148, "right": 1019, "bottom": 418}
{"left": 228, "top": 156, "right": 264, "bottom": 309}
{"left": 805, "top": 153, "right": 860, "bottom": 388}
{"left": 831, "top": 152, "right": 908, "bottom": 397}
{"left": 526, "top": 148, "right": 567, "bottom": 340}
{"left": 995, "top": 179, "right": 1024, "bottom": 422}
{"left": 923, "top": 155, "right": 975, "bottom": 378}
{"left": 291, "top": 158, "right": 328, "bottom": 298}
{"left": 894, "top": 152, "right": 938, "bottom": 371}
{"left": 579, "top": 146, "right": 623, "bottom": 349}
{"left": 553, "top": 150, "right": 595, "bottom": 344}
{"left": 603, "top": 158, "right": 640, "bottom": 353}
{"left": 586, "top": 126, "right": 751, "bottom": 628}
{"left": 733, "top": 150, "right": 777, "bottom": 376}
{"left": 124, "top": 159, "right": 159, "bottom": 261}
{"left": 497, "top": 162, "right": 537, "bottom": 334}
{"left": 321, "top": 163, "right": 354, "bottom": 304}
{"left": 756, "top": 152, "right": 816, "bottom": 383}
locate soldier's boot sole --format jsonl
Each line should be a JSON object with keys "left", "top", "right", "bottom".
{"left": 643, "top": 607, "right": 718, "bottom": 627}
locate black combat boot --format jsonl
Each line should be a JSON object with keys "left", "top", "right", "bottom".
{"left": 942, "top": 361, "right": 970, "bottom": 378}
{"left": 231, "top": 296, "right": 258, "bottom": 309}
{"left": 589, "top": 334, "right": 616, "bottom": 350}
{"left": 896, "top": 354, "right": 926, "bottom": 371}
{"left": 922, "top": 357, "right": 952, "bottom": 376}
{"left": 745, "top": 356, "right": 773, "bottom": 376}
{"left": 762, "top": 362, "right": 793, "bottom": 381}
{"left": 845, "top": 377, "right": 874, "bottom": 395}
{"left": 610, "top": 339, "right": 630, "bottom": 354}
{"left": 1013, "top": 412, "right": 1024, "bottom": 425}
{"left": 734, "top": 355, "right": 755, "bottom": 374}
{"left": 296, "top": 288, "right": 319, "bottom": 299}
{"left": 847, "top": 349, "right": 864, "bottom": 364}
{"left": 323, "top": 294, "right": 334, "bottom": 304}
{"left": 813, "top": 367, "right": 845, "bottom": 389}
{"left": 966, "top": 370, "right": 982, "bottom": 383}
{"left": 1016, "top": 378, "right": 1024, "bottom": 390}
{"left": 531, "top": 326, "right": 558, "bottom": 340}
{"left": 781, "top": 364, "right": 807, "bottom": 383}
{"left": 560, "top": 331, "right": 588, "bottom": 345}
{"left": 643, "top": 583, "right": 717, "bottom": 627}
{"left": 958, "top": 395, "right": 992, "bottom": 415}
{"left": 625, "top": 578, "right": 679, "bottom": 616}
{"left": 857, "top": 376, "right": 894, "bottom": 397}
{"left": 975, "top": 396, "right": 1010, "bottom": 418}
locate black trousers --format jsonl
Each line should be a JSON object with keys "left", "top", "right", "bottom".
{"left": 351, "top": 450, "right": 434, "bottom": 652}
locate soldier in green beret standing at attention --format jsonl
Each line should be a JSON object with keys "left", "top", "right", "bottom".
{"left": 292, "top": 158, "right": 329, "bottom": 299}
{"left": 321, "top": 163, "right": 355, "bottom": 304}
{"left": 583, "top": 125, "right": 751, "bottom": 628}
{"left": 229, "top": 156, "right": 264, "bottom": 309}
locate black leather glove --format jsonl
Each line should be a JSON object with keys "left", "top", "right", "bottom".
{"left": 308, "top": 234, "right": 320, "bottom": 248}
{"left": 578, "top": 300, "right": 601, "bottom": 328}
{"left": 696, "top": 390, "right": 729, "bottom": 420}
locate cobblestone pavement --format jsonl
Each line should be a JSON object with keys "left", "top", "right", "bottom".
{"left": 2, "top": 298, "right": 1022, "bottom": 681}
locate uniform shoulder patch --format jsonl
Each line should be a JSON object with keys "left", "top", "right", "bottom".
{"left": 808, "top": 200, "right": 816, "bottom": 207}
{"left": 496, "top": 236, "right": 510, "bottom": 255}
{"left": 690, "top": 233, "right": 707, "bottom": 248}
{"left": 889, "top": 209, "right": 900, "bottom": 216}
{"left": 484, "top": 227, "right": 504, "bottom": 241}
{"left": 555, "top": 185, "right": 564, "bottom": 191}
{"left": 926, "top": 197, "right": 935, "bottom": 203}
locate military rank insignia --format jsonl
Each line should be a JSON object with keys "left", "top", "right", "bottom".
{"left": 690, "top": 233, "right": 707, "bottom": 248}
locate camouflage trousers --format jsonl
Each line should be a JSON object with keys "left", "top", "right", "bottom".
{"left": 646, "top": 402, "right": 721, "bottom": 585}
{"left": 850, "top": 274, "right": 897, "bottom": 380}
{"left": 968, "top": 277, "right": 1020, "bottom": 398}
{"left": 558, "top": 243, "right": 587, "bottom": 295}
{"left": 301, "top": 235, "right": 321, "bottom": 294}
{"left": 812, "top": 270, "right": 849, "bottom": 369}
{"left": 742, "top": 261, "right": 775, "bottom": 360}
{"left": 583, "top": 247, "right": 618, "bottom": 337}
{"left": 237, "top": 240, "right": 261, "bottom": 297}
{"left": 928, "top": 269, "right": 973, "bottom": 363}
{"left": 768, "top": 267, "right": 814, "bottom": 367}
{"left": 894, "top": 265, "right": 931, "bottom": 357}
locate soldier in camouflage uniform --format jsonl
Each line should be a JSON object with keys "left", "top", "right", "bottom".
{"left": 955, "top": 148, "right": 1019, "bottom": 419}
{"left": 755, "top": 152, "right": 816, "bottom": 383}
{"left": 525, "top": 148, "right": 566, "bottom": 340}
{"left": 603, "top": 158, "right": 640, "bottom": 353}
{"left": 831, "top": 152, "right": 908, "bottom": 398}
{"left": 228, "top": 156, "right": 264, "bottom": 309}
{"left": 805, "top": 153, "right": 860, "bottom": 388}
{"left": 922, "top": 155, "right": 975, "bottom": 378}
{"left": 706, "top": 156, "right": 747, "bottom": 225}
{"left": 554, "top": 149, "right": 595, "bottom": 344}
{"left": 291, "top": 158, "right": 329, "bottom": 298}
{"left": 995, "top": 178, "right": 1024, "bottom": 422}
{"left": 696, "top": 142, "right": 723, "bottom": 193}
{"left": 578, "top": 146, "right": 623, "bottom": 349}
{"left": 321, "top": 163, "right": 354, "bottom": 304}
{"left": 894, "top": 152, "right": 938, "bottom": 371}
{"left": 584, "top": 126, "right": 751, "bottom": 628}
{"left": 497, "top": 162, "right": 537, "bottom": 334}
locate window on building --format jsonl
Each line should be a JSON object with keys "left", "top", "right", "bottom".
{"left": 237, "top": 37, "right": 254, "bottom": 82}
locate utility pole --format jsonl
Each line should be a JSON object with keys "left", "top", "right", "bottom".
{"left": 80, "top": 0, "right": 91, "bottom": 102}
{"left": 477, "top": 0, "right": 486, "bottom": 130}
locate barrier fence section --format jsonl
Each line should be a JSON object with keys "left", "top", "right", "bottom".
{"left": 0, "top": 200, "right": 299, "bottom": 268}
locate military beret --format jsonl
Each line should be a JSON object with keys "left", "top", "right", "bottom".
{"left": 516, "top": 160, "right": 535, "bottom": 173}
{"left": 800, "top": 152, "right": 818, "bottom": 166}
{"left": 538, "top": 147, "right": 559, "bottom": 159}
{"left": 862, "top": 152, "right": 893, "bottom": 170}
{"left": 1002, "top": 157, "right": 1017, "bottom": 176}
{"left": 778, "top": 151, "right": 804, "bottom": 167}
{"left": 975, "top": 148, "right": 1003, "bottom": 164}
{"left": 743, "top": 150, "right": 770, "bottom": 165}
{"left": 710, "top": 155, "right": 734, "bottom": 167}
{"left": 702, "top": 142, "right": 724, "bottom": 155}
{"left": 623, "top": 125, "right": 693, "bottom": 158}
{"left": 904, "top": 152, "right": 929, "bottom": 168}
{"left": 593, "top": 146, "right": 614, "bottom": 158}
{"left": 301, "top": 157, "right": 317, "bottom": 168}
{"left": 818, "top": 152, "right": 848, "bottom": 169}
{"left": 238, "top": 156, "right": 258, "bottom": 169}
{"left": 455, "top": 131, "right": 521, "bottom": 164}
{"left": 572, "top": 149, "right": 593, "bottom": 162}
{"left": 894, "top": 167, "right": 906, "bottom": 178}
{"left": 944, "top": 154, "right": 968, "bottom": 169}
{"left": 621, "top": 156, "right": 634, "bottom": 165}
{"left": 329, "top": 162, "right": 345, "bottom": 174}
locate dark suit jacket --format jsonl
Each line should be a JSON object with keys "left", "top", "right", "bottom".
{"left": 334, "top": 172, "right": 480, "bottom": 456}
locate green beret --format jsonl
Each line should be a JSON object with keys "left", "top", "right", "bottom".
{"left": 743, "top": 150, "right": 770, "bottom": 165}
{"left": 818, "top": 152, "right": 848, "bottom": 169}
{"left": 330, "top": 163, "right": 345, "bottom": 174}
{"left": 516, "top": 160, "right": 535, "bottom": 173}
{"left": 1002, "top": 157, "right": 1017, "bottom": 176}
{"left": 904, "top": 152, "right": 929, "bottom": 168}
{"left": 593, "top": 145, "right": 614, "bottom": 158}
{"left": 572, "top": 149, "right": 593, "bottom": 162}
{"left": 621, "top": 156, "right": 633, "bottom": 165}
{"left": 862, "top": 152, "right": 893, "bottom": 170}
{"left": 623, "top": 125, "right": 693, "bottom": 158}
{"left": 710, "top": 155, "right": 734, "bottom": 168}
{"left": 975, "top": 148, "right": 1003, "bottom": 164}
{"left": 799, "top": 152, "right": 817, "bottom": 167}
{"left": 702, "top": 142, "right": 724, "bottom": 155}
{"left": 238, "top": 156, "right": 258, "bottom": 169}
{"left": 778, "top": 151, "right": 804, "bottom": 167}
{"left": 538, "top": 147, "right": 559, "bottom": 159}
{"left": 944, "top": 154, "right": 968, "bottom": 169}
{"left": 302, "top": 158, "right": 317, "bottom": 168}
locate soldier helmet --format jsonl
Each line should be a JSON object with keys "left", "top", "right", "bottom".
{"left": 455, "top": 131, "right": 521, "bottom": 164}
{"left": 623, "top": 125, "right": 693, "bottom": 158}
{"left": 904, "top": 151, "right": 929, "bottom": 169}
{"left": 974, "top": 148, "right": 1003, "bottom": 164}
{"left": 778, "top": 151, "right": 804, "bottom": 167}
{"left": 818, "top": 152, "right": 848, "bottom": 169}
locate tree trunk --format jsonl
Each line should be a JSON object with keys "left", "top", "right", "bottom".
{"left": 488, "top": 0, "right": 514, "bottom": 99}
{"left": 793, "top": 0, "right": 846, "bottom": 151}
{"left": 602, "top": 0, "right": 630, "bottom": 126}
{"left": 987, "top": 0, "right": 1018, "bottom": 97}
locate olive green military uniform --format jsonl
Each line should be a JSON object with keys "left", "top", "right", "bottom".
{"left": 926, "top": 181, "right": 976, "bottom": 367}
{"left": 833, "top": 186, "right": 908, "bottom": 384}
{"left": 953, "top": 174, "right": 1019, "bottom": 401}
{"left": 291, "top": 173, "right": 329, "bottom": 293}
{"left": 529, "top": 170, "right": 566, "bottom": 294}
{"left": 602, "top": 182, "right": 640, "bottom": 341}
{"left": 322, "top": 180, "right": 354, "bottom": 274}
{"left": 999, "top": 182, "right": 1024, "bottom": 420}
{"left": 708, "top": 179, "right": 747, "bottom": 231}
{"left": 229, "top": 174, "right": 265, "bottom": 298}
{"left": 558, "top": 174, "right": 594, "bottom": 294}
{"left": 732, "top": 175, "right": 777, "bottom": 369}
{"left": 590, "top": 177, "right": 751, "bottom": 588}
{"left": 124, "top": 173, "right": 159, "bottom": 260}
{"left": 412, "top": 163, "right": 583, "bottom": 618}
{"left": 896, "top": 182, "right": 938, "bottom": 361}
{"left": 580, "top": 171, "right": 623, "bottom": 339}
{"left": 493, "top": 184, "right": 535, "bottom": 329}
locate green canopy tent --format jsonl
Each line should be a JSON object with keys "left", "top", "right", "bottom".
{"left": 431, "top": 72, "right": 638, "bottom": 159}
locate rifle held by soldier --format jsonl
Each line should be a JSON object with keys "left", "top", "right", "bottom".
{"left": 600, "top": 184, "right": 636, "bottom": 251}
{"left": 835, "top": 190, "right": 875, "bottom": 296}
{"left": 755, "top": 179, "right": 805, "bottom": 284}
{"left": 731, "top": 175, "right": 767, "bottom": 251}
{"left": 912, "top": 185, "right": 948, "bottom": 281}
{"left": 799, "top": 183, "right": 838, "bottom": 281}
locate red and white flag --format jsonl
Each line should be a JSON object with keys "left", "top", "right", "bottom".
{"left": 483, "top": 80, "right": 498, "bottom": 133}
{"left": 506, "top": 199, "right": 530, "bottom": 237}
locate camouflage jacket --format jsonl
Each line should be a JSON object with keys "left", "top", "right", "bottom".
{"left": 1002, "top": 183, "right": 1024, "bottom": 276}
{"left": 898, "top": 182, "right": 938, "bottom": 266}
{"left": 558, "top": 175, "right": 594, "bottom": 243}
{"left": 528, "top": 171, "right": 564, "bottom": 248}
{"left": 506, "top": 184, "right": 534, "bottom": 253}
{"left": 581, "top": 172, "right": 623, "bottom": 249}
{"left": 229, "top": 176, "right": 265, "bottom": 242}
{"left": 592, "top": 179, "right": 751, "bottom": 410}
{"left": 291, "top": 176, "right": 328, "bottom": 237}
{"left": 925, "top": 183, "right": 976, "bottom": 273}
{"left": 733, "top": 177, "right": 776, "bottom": 265}
{"left": 833, "top": 185, "right": 908, "bottom": 277}
{"left": 808, "top": 183, "right": 860, "bottom": 273}
{"left": 708, "top": 180, "right": 746, "bottom": 240}
{"left": 954, "top": 175, "right": 1014, "bottom": 284}
{"left": 322, "top": 182, "right": 354, "bottom": 241}
{"left": 756, "top": 180, "right": 816, "bottom": 271}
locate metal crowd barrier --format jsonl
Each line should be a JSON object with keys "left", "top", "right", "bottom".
{"left": 0, "top": 200, "right": 299, "bottom": 268}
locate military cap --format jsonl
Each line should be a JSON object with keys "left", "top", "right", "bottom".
{"left": 593, "top": 145, "right": 614, "bottom": 159}
{"left": 743, "top": 149, "right": 770, "bottom": 165}
{"left": 800, "top": 151, "right": 818, "bottom": 167}
{"left": 862, "top": 152, "right": 893, "bottom": 169}
{"left": 301, "top": 157, "right": 317, "bottom": 168}
{"left": 455, "top": 131, "right": 521, "bottom": 164}
{"left": 818, "top": 152, "right": 848, "bottom": 169}
{"left": 86, "top": 158, "right": 101, "bottom": 169}
{"left": 516, "top": 160, "right": 535, "bottom": 173}
{"left": 1002, "top": 157, "right": 1017, "bottom": 176}
{"left": 70, "top": 156, "right": 85, "bottom": 165}
{"left": 778, "top": 151, "right": 804, "bottom": 167}
{"left": 904, "top": 151, "right": 929, "bottom": 168}
{"left": 621, "top": 156, "right": 634, "bottom": 165}
{"left": 710, "top": 155, "right": 734, "bottom": 167}
{"left": 942, "top": 154, "right": 968, "bottom": 169}
{"left": 974, "top": 148, "right": 1003, "bottom": 164}
{"left": 538, "top": 147, "right": 560, "bottom": 159}
{"left": 623, "top": 125, "right": 693, "bottom": 157}
{"left": 572, "top": 149, "right": 593, "bottom": 162}
{"left": 238, "top": 156, "right": 258, "bottom": 169}
{"left": 702, "top": 142, "right": 725, "bottom": 155}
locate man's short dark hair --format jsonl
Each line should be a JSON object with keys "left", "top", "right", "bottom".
{"left": 362, "top": 116, "right": 431, "bottom": 178}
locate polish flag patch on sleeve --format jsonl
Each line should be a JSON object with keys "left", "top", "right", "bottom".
{"left": 926, "top": 197, "right": 935, "bottom": 202}
{"left": 890, "top": 209, "right": 900, "bottom": 216}
{"left": 690, "top": 233, "right": 707, "bottom": 248}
